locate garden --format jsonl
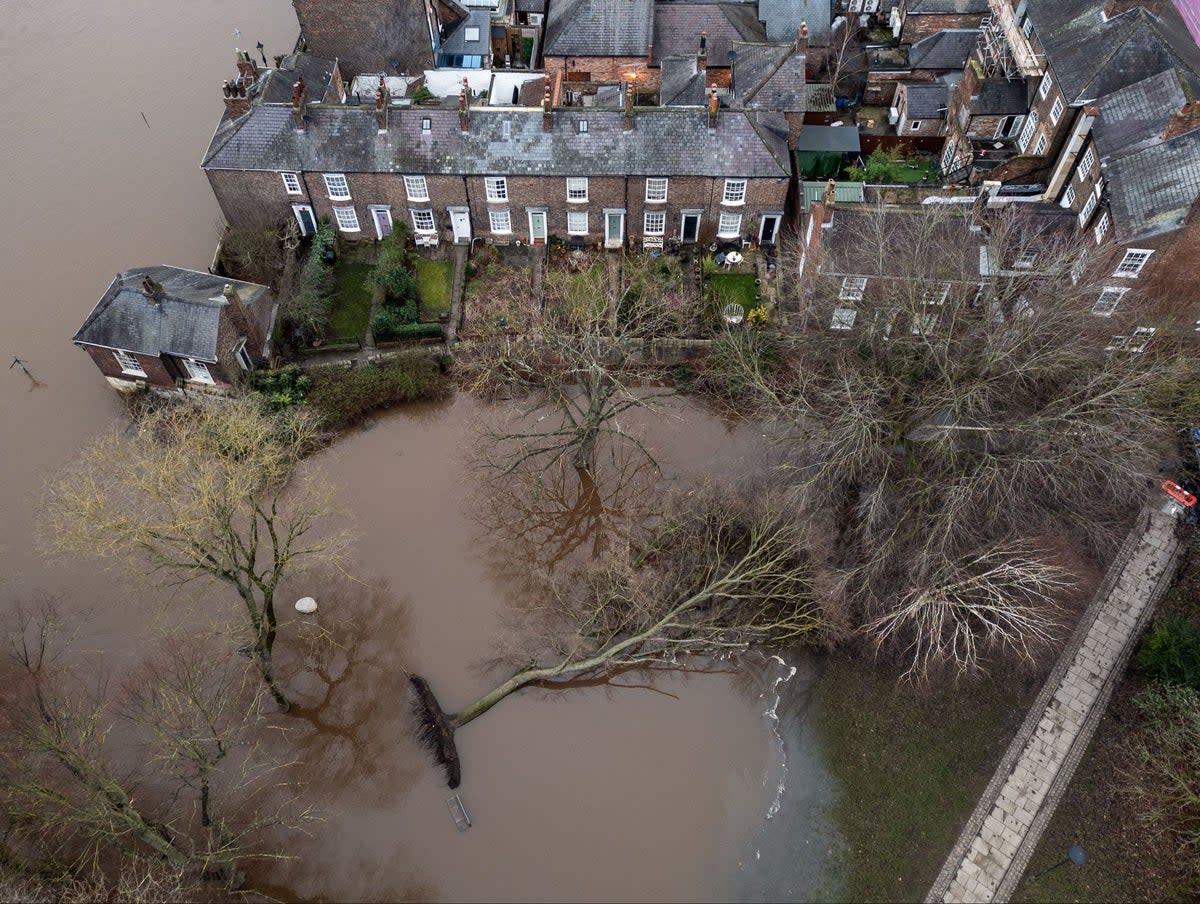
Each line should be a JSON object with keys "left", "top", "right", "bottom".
{"left": 844, "top": 146, "right": 938, "bottom": 184}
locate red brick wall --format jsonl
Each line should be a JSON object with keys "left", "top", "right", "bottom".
{"left": 207, "top": 169, "right": 306, "bottom": 233}
{"left": 544, "top": 56, "right": 661, "bottom": 92}
{"left": 304, "top": 172, "right": 469, "bottom": 242}
{"left": 81, "top": 344, "right": 178, "bottom": 389}
{"left": 900, "top": 12, "right": 987, "bottom": 43}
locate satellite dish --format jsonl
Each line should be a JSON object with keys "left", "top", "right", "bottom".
{"left": 295, "top": 596, "right": 318, "bottom": 614}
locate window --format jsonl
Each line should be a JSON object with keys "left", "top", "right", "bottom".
{"left": 909, "top": 120, "right": 922, "bottom": 131}
{"left": 830, "top": 308, "right": 858, "bottom": 330}
{"left": 1114, "top": 249, "right": 1153, "bottom": 278}
{"left": 404, "top": 175, "right": 429, "bottom": 201}
{"left": 1014, "top": 250, "right": 1038, "bottom": 269}
{"left": 1078, "top": 146, "right": 1095, "bottom": 178}
{"left": 1061, "top": 184, "right": 1076, "bottom": 209}
{"left": 912, "top": 313, "right": 939, "bottom": 334}
{"left": 489, "top": 209, "right": 512, "bottom": 233}
{"left": 840, "top": 276, "right": 868, "bottom": 301}
{"left": 183, "top": 359, "right": 215, "bottom": 385}
{"left": 1033, "top": 133, "right": 1048, "bottom": 156}
{"left": 1107, "top": 327, "right": 1155, "bottom": 353}
{"left": 323, "top": 173, "right": 350, "bottom": 200}
{"left": 1049, "top": 96, "right": 1064, "bottom": 126}
{"left": 1077, "top": 193, "right": 1097, "bottom": 226}
{"left": 1022, "top": 16, "right": 1034, "bottom": 37}
{"left": 1092, "top": 287, "right": 1128, "bottom": 317}
{"left": 567, "top": 210, "right": 588, "bottom": 235}
{"left": 1070, "top": 254, "right": 1087, "bottom": 285}
{"left": 421, "top": 117, "right": 432, "bottom": 132}
{"left": 1093, "top": 211, "right": 1111, "bottom": 244}
{"left": 922, "top": 282, "right": 950, "bottom": 304}
{"left": 485, "top": 177, "right": 508, "bottom": 201}
{"left": 281, "top": 172, "right": 302, "bottom": 195}
{"left": 234, "top": 339, "right": 254, "bottom": 371}
{"left": 578, "top": 119, "right": 588, "bottom": 133}
{"left": 465, "top": 26, "right": 480, "bottom": 41}
{"left": 1038, "top": 71, "right": 1053, "bottom": 100}
{"left": 941, "top": 140, "right": 958, "bottom": 173}
{"left": 722, "top": 179, "right": 747, "bottom": 205}
{"left": 112, "top": 349, "right": 146, "bottom": 377}
{"left": 1019, "top": 109, "right": 1039, "bottom": 152}
{"left": 410, "top": 208, "right": 436, "bottom": 233}
{"left": 717, "top": 212, "right": 742, "bottom": 237}
{"left": 333, "top": 206, "right": 360, "bottom": 232}
{"left": 566, "top": 178, "right": 588, "bottom": 202}
{"left": 644, "top": 211, "right": 665, "bottom": 235}
{"left": 645, "top": 178, "right": 668, "bottom": 202}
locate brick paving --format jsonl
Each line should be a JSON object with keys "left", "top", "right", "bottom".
{"left": 928, "top": 505, "right": 1183, "bottom": 904}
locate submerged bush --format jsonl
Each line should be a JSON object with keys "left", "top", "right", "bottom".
{"left": 1140, "top": 616, "right": 1200, "bottom": 690}
{"left": 305, "top": 353, "right": 445, "bottom": 430}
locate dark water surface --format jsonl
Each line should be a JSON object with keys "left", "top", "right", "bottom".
{"left": 0, "top": 5, "right": 838, "bottom": 899}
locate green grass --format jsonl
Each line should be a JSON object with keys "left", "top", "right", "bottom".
{"left": 812, "top": 655, "right": 1038, "bottom": 902}
{"left": 705, "top": 273, "right": 759, "bottom": 314}
{"left": 891, "top": 161, "right": 937, "bottom": 183}
{"left": 414, "top": 258, "right": 454, "bottom": 322}
{"left": 328, "top": 261, "right": 374, "bottom": 340}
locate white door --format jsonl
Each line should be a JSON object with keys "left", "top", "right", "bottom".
{"left": 528, "top": 210, "right": 547, "bottom": 244}
{"left": 604, "top": 211, "right": 624, "bottom": 248}
{"left": 758, "top": 214, "right": 780, "bottom": 245}
{"left": 450, "top": 209, "right": 471, "bottom": 243}
{"left": 371, "top": 206, "right": 393, "bottom": 240}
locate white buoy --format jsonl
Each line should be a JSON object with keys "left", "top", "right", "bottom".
{"left": 294, "top": 596, "right": 318, "bottom": 614}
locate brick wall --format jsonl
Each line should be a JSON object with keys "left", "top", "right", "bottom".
{"left": 305, "top": 172, "right": 469, "bottom": 242}
{"left": 81, "top": 344, "right": 178, "bottom": 389}
{"left": 293, "top": 0, "right": 434, "bottom": 78}
{"left": 544, "top": 56, "right": 661, "bottom": 92}
{"left": 900, "top": 12, "right": 986, "bottom": 43}
{"left": 207, "top": 169, "right": 304, "bottom": 233}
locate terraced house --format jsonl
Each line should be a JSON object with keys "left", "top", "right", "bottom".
{"left": 202, "top": 55, "right": 792, "bottom": 251}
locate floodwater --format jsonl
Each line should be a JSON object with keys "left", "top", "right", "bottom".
{"left": 0, "top": 3, "right": 841, "bottom": 901}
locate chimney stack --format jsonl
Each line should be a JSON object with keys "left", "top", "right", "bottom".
{"left": 375, "top": 76, "right": 390, "bottom": 132}
{"left": 797, "top": 22, "right": 809, "bottom": 55}
{"left": 222, "top": 80, "right": 252, "bottom": 119}
{"left": 141, "top": 276, "right": 164, "bottom": 304}
{"left": 542, "top": 80, "right": 553, "bottom": 131}
{"left": 1163, "top": 99, "right": 1200, "bottom": 140}
{"left": 235, "top": 49, "right": 260, "bottom": 84}
{"left": 824, "top": 178, "right": 836, "bottom": 207}
{"left": 291, "top": 78, "right": 306, "bottom": 131}
{"left": 623, "top": 76, "right": 635, "bottom": 130}
{"left": 459, "top": 77, "right": 470, "bottom": 131}
{"left": 707, "top": 87, "right": 719, "bottom": 129}
{"left": 697, "top": 32, "right": 707, "bottom": 73}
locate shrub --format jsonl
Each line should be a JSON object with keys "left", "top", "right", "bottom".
{"left": 368, "top": 231, "right": 419, "bottom": 306}
{"left": 1139, "top": 616, "right": 1200, "bottom": 690}
{"left": 252, "top": 365, "right": 312, "bottom": 411}
{"left": 305, "top": 354, "right": 446, "bottom": 429}
{"left": 289, "top": 221, "right": 337, "bottom": 344}
{"left": 372, "top": 302, "right": 420, "bottom": 341}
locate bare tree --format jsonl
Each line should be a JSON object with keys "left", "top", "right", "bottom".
{"left": 411, "top": 485, "right": 827, "bottom": 787}
{"left": 707, "top": 204, "right": 1169, "bottom": 676}
{"left": 41, "top": 397, "right": 347, "bottom": 711}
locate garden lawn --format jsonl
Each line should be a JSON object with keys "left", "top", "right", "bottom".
{"left": 706, "top": 273, "right": 759, "bottom": 315}
{"left": 328, "top": 261, "right": 374, "bottom": 341}
{"left": 415, "top": 258, "right": 454, "bottom": 322}
{"left": 891, "top": 161, "right": 937, "bottom": 183}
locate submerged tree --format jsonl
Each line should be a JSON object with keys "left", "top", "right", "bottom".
{"left": 412, "top": 485, "right": 827, "bottom": 787}
{"left": 42, "top": 397, "right": 346, "bottom": 710}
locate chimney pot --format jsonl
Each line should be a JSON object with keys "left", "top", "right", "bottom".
{"left": 291, "top": 78, "right": 306, "bottom": 130}
{"left": 223, "top": 79, "right": 252, "bottom": 119}
{"left": 707, "top": 87, "right": 719, "bottom": 128}
{"left": 798, "top": 22, "right": 809, "bottom": 54}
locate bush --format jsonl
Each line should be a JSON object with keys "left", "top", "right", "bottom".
{"left": 252, "top": 365, "right": 312, "bottom": 411}
{"left": 372, "top": 302, "right": 420, "bottom": 341}
{"left": 368, "top": 231, "right": 418, "bottom": 306}
{"left": 289, "top": 221, "right": 337, "bottom": 344}
{"left": 305, "top": 354, "right": 446, "bottom": 429}
{"left": 386, "top": 323, "right": 443, "bottom": 341}
{"left": 1140, "top": 616, "right": 1200, "bottom": 690}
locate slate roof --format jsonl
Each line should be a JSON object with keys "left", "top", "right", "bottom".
{"left": 1026, "top": 0, "right": 1200, "bottom": 104}
{"left": 902, "top": 82, "right": 949, "bottom": 119}
{"left": 440, "top": 9, "right": 493, "bottom": 56}
{"left": 651, "top": 3, "right": 765, "bottom": 65}
{"left": 543, "top": 0, "right": 655, "bottom": 57}
{"left": 1092, "top": 69, "right": 1186, "bottom": 158}
{"left": 256, "top": 54, "right": 337, "bottom": 106}
{"left": 970, "top": 78, "right": 1027, "bottom": 115}
{"left": 758, "top": 0, "right": 831, "bottom": 46}
{"left": 806, "top": 82, "right": 835, "bottom": 112}
{"left": 515, "top": 0, "right": 547, "bottom": 12}
{"left": 727, "top": 41, "right": 806, "bottom": 110}
{"left": 203, "top": 105, "right": 792, "bottom": 177}
{"left": 905, "top": 0, "right": 988, "bottom": 13}
{"left": 660, "top": 57, "right": 711, "bottom": 105}
{"left": 908, "top": 28, "right": 979, "bottom": 70}
{"left": 73, "top": 268, "right": 268, "bottom": 362}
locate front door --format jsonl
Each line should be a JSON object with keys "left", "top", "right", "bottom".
{"left": 371, "top": 206, "right": 393, "bottom": 240}
{"left": 292, "top": 204, "right": 316, "bottom": 236}
{"left": 681, "top": 213, "right": 701, "bottom": 243}
{"left": 450, "top": 208, "right": 471, "bottom": 243}
{"left": 605, "top": 210, "right": 625, "bottom": 248}
{"left": 528, "top": 210, "right": 547, "bottom": 245}
{"left": 759, "top": 213, "right": 780, "bottom": 246}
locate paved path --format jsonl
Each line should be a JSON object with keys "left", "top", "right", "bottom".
{"left": 928, "top": 505, "right": 1183, "bottom": 904}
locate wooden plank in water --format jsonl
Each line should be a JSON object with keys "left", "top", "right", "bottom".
{"left": 447, "top": 793, "right": 471, "bottom": 832}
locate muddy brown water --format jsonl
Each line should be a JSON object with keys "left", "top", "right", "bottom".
{"left": 0, "top": 4, "right": 837, "bottom": 900}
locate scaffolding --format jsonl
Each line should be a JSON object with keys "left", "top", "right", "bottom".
{"left": 977, "top": 16, "right": 1016, "bottom": 79}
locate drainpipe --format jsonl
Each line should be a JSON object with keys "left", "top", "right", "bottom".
{"left": 1042, "top": 106, "right": 1097, "bottom": 203}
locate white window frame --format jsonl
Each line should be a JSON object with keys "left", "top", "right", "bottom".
{"left": 645, "top": 178, "right": 668, "bottom": 203}
{"left": 1022, "top": 15, "right": 1034, "bottom": 37}
{"left": 465, "top": 26, "right": 480, "bottom": 41}
{"left": 281, "top": 172, "right": 302, "bottom": 195}
{"left": 909, "top": 120, "right": 922, "bottom": 131}
{"left": 941, "top": 140, "right": 958, "bottom": 173}
{"left": 566, "top": 178, "right": 588, "bottom": 202}
{"left": 1014, "top": 250, "right": 1038, "bottom": 269}
{"left": 323, "top": 173, "right": 350, "bottom": 200}
{"left": 1019, "top": 109, "right": 1039, "bottom": 152}
{"left": 1078, "top": 146, "right": 1095, "bottom": 178}
{"left": 831, "top": 308, "right": 858, "bottom": 330}
{"left": 578, "top": 119, "right": 588, "bottom": 134}
{"left": 1107, "top": 327, "right": 1155, "bottom": 353}
{"left": 643, "top": 211, "right": 666, "bottom": 236}
{"left": 234, "top": 338, "right": 254, "bottom": 371}
{"left": 722, "top": 179, "right": 747, "bottom": 205}
{"left": 922, "top": 282, "right": 950, "bottom": 304}
{"left": 1093, "top": 211, "right": 1111, "bottom": 244}
{"left": 1077, "top": 193, "right": 1097, "bottom": 226}
{"left": 112, "top": 349, "right": 146, "bottom": 377}
{"left": 485, "top": 177, "right": 508, "bottom": 201}
{"left": 840, "top": 276, "right": 868, "bottom": 302}
{"left": 409, "top": 208, "right": 436, "bottom": 234}
{"left": 333, "top": 206, "right": 360, "bottom": 233}
{"left": 717, "top": 211, "right": 742, "bottom": 237}
{"left": 1092, "top": 287, "right": 1128, "bottom": 317}
{"left": 912, "top": 312, "right": 939, "bottom": 334}
{"left": 1114, "top": 249, "right": 1153, "bottom": 278}
{"left": 404, "top": 175, "right": 429, "bottom": 202}
{"left": 1033, "top": 133, "right": 1048, "bottom": 156}
{"left": 1049, "top": 96, "right": 1064, "bottom": 126}
{"left": 567, "top": 210, "right": 588, "bottom": 235}
{"left": 370, "top": 205, "right": 394, "bottom": 239}
{"left": 1038, "top": 71, "right": 1053, "bottom": 100}
{"left": 421, "top": 117, "right": 432, "bottom": 132}
{"left": 183, "top": 358, "right": 215, "bottom": 385}
{"left": 1061, "top": 184, "right": 1076, "bottom": 209}
{"left": 489, "top": 209, "right": 512, "bottom": 234}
